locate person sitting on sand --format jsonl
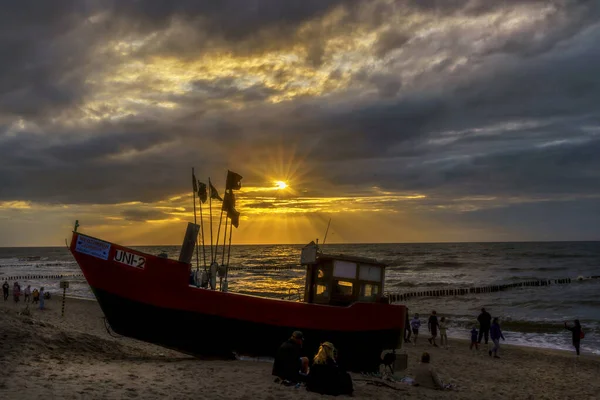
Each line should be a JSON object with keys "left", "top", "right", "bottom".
{"left": 564, "top": 320, "right": 583, "bottom": 357}
{"left": 428, "top": 311, "right": 439, "bottom": 347}
{"left": 32, "top": 288, "right": 39, "bottom": 304}
{"left": 272, "top": 331, "right": 309, "bottom": 384}
{"left": 39, "top": 287, "right": 45, "bottom": 310}
{"left": 24, "top": 285, "right": 31, "bottom": 303}
{"left": 410, "top": 313, "right": 421, "bottom": 345}
{"left": 414, "top": 352, "right": 445, "bottom": 390}
{"left": 2, "top": 280, "right": 8, "bottom": 301}
{"left": 489, "top": 317, "right": 505, "bottom": 358}
{"left": 470, "top": 326, "right": 479, "bottom": 351}
{"left": 13, "top": 282, "right": 21, "bottom": 303}
{"left": 306, "top": 342, "right": 353, "bottom": 396}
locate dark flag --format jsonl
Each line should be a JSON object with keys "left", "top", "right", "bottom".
{"left": 226, "top": 170, "right": 243, "bottom": 191}
{"left": 223, "top": 192, "right": 240, "bottom": 228}
{"left": 209, "top": 180, "right": 223, "bottom": 202}
{"left": 192, "top": 172, "right": 198, "bottom": 193}
{"left": 222, "top": 190, "right": 235, "bottom": 212}
{"left": 197, "top": 181, "right": 207, "bottom": 203}
{"left": 229, "top": 208, "right": 240, "bottom": 228}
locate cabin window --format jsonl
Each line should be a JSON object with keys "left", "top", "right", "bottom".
{"left": 333, "top": 280, "right": 354, "bottom": 296}
{"left": 361, "top": 283, "right": 380, "bottom": 298}
{"left": 316, "top": 284, "right": 329, "bottom": 297}
{"left": 359, "top": 265, "right": 382, "bottom": 282}
{"left": 333, "top": 260, "right": 357, "bottom": 279}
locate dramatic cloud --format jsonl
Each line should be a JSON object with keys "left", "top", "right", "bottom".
{"left": 1, "top": 0, "right": 599, "bottom": 245}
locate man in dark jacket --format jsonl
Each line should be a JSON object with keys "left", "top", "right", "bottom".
{"left": 272, "top": 331, "right": 308, "bottom": 383}
{"left": 477, "top": 308, "right": 492, "bottom": 344}
{"left": 2, "top": 280, "right": 9, "bottom": 301}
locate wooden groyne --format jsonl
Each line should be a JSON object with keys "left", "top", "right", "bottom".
{"left": 385, "top": 277, "right": 600, "bottom": 303}
{"left": 1, "top": 273, "right": 84, "bottom": 281}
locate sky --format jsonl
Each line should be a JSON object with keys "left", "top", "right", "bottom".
{"left": 1, "top": 0, "right": 600, "bottom": 246}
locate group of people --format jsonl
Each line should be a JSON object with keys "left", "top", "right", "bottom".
{"left": 406, "top": 307, "right": 584, "bottom": 359}
{"left": 2, "top": 280, "right": 46, "bottom": 309}
{"left": 406, "top": 311, "right": 449, "bottom": 349}
{"left": 272, "top": 331, "right": 353, "bottom": 396}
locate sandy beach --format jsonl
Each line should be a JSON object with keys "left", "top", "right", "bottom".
{"left": 0, "top": 295, "right": 598, "bottom": 400}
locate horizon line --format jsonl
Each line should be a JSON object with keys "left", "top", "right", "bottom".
{"left": 1, "top": 239, "right": 599, "bottom": 249}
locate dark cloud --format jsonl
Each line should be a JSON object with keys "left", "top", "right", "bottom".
{"left": 120, "top": 209, "right": 169, "bottom": 222}
{"left": 0, "top": 0, "right": 599, "bottom": 243}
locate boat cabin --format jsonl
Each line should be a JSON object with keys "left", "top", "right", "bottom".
{"left": 301, "top": 242, "right": 387, "bottom": 306}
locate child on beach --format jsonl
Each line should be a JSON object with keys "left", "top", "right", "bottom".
{"left": 439, "top": 317, "right": 448, "bottom": 349}
{"left": 24, "top": 285, "right": 31, "bottom": 303}
{"left": 32, "top": 288, "right": 39, "bottom": 304}
{"left": 410, "top": 314, "right": 421, "bottom": 345}
{"left": 13, "top": 282, "right": 21, "bottom": 303}
{"left": 427, "top": 311, "right": 439, "bottom": 347}
{"left": 489, "top": 317, "right": 505, "bottom": 358}
{"left": 2, "top": 280, "right": 9, "bottom": 301}
{"left": 39, "top": 287, "right": 45, "bottom": 310}
{"left": 470, "top": 326, "right": 479, "bottom": 351}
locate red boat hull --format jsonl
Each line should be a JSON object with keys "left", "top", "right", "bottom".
{"left": 70, "top": 232, "right": 406, "bottom": 371}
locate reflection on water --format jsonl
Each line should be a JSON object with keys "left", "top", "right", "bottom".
{"left": 1, "top": 242, "right": 599, "bottom": 353}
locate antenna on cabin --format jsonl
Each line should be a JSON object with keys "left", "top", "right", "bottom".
{"left": 322, "top": 218, "right": 332, "bottom": 246}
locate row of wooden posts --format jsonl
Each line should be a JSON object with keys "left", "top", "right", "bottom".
{"left": 2, "top": 274, "right": 84, "bottom": 281}
{"left": 386, "top": 278, "right": 576, "bottom": 303}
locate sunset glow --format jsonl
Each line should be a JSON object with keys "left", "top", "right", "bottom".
{"left": 274, "top": 181, "right": 288, "bottom": 190}
{"left": 0, "top": 1, "right": 599, "bottom": 246}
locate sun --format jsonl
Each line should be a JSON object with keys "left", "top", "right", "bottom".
{"left": 274, "top": 180, "right": 288, "bottom": 190}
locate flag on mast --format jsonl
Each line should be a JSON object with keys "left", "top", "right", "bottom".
{"left": 209, "top": 181, "right": 223, "bottom": 201}
{"left": 192, "top": 172, "right": 198, "bottom": 193}
{"left": 225, "top": 170, "right": 243, "bottom": 191}
{"left": 197, "top": 181, "right": 208, "bottom": 203}
{"left": 222, "top": 191, "right": 240, "bottom": 228}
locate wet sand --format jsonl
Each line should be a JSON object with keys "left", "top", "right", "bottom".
{"left": 0, "top": 296, "right": 598, "bottom": 399}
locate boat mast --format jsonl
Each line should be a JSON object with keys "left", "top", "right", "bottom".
{"left": 323, "top": 218, "right": 332, "bottom": 245}
{"left": 192, "top": 168, "right": 200, "bottom": 274}
{"left": 209, "top": 177, "right": 214, "bottom": 265}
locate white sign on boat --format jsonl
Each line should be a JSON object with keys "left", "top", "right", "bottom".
{"left": 114, "top": 249, "right": 146, "bottom": 269}
{"left": 75, "top": 236, "right": 111, "bottom": 260}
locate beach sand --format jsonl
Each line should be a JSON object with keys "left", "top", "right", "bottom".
{"left": 0, "top": 296, "right": 598, "bottom": 399}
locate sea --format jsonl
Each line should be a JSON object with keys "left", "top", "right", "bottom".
{"left": 1, "top": 242, "right": 599, "bottom": 355}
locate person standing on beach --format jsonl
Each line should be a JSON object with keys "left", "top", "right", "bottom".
{"left": 564, "top": 320, "right": 583, "bottom": 357}
{"left": 13, "top": 282, "right": 21, "bottom": 303}
{"left": 489, "top": 317, "right": 505, "bottom": 358}
{"left": 470, "top": 326, "right": 479, "bottom": 351}
{"left": 2, "top": 280, "right": 8, "bottom": 301}
{"left": 24, "top": 285, "right": 31, "bottom": 303}
{"left": 32, "top": 288, "right": 39, "bottom": 304}
{"left": 404, "top": 312, "right": 412, "bottom": 343}
{"left": 428, "top": 311, "right": 439, "bottom": 347}
{"left": 411, "top": 313, "right": 421, "bottom": 345}
{"left": 477, "top": 308, "right": 492, "bottom": 344}
{"left": 39, "top": 287, "right": 45, "bottom": 310}
{"left": 439, "top": 317, "right": 448, "bottom": 349}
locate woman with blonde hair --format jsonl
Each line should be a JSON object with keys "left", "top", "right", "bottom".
{"left": 306, "top": 342, "right": 353, "bottom": 396}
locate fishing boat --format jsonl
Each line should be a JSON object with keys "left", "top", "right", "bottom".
{"left": 68, "top": 170, "right": 407, "bottom": 371}
{"left": 69, "top": 231, "right": 406, "bottom": 371}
